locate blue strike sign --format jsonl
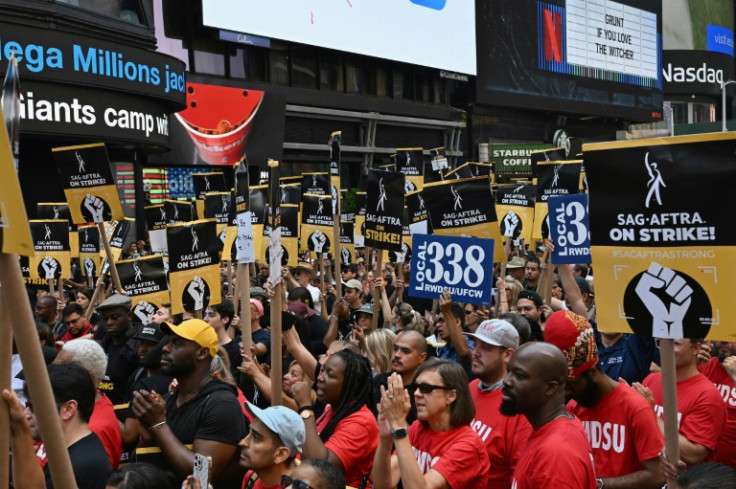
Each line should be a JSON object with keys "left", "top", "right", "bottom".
{"left": 548, "top": 194, "right": 591, "bottom": 264}
{"left": 409, "top": 234, "right": 495, "bottom": 305}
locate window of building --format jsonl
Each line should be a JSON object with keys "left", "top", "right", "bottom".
{"left": 230, "top": 46, "right": 267, "bottom": 81}
{"left": 270, "top": 44, "right": 290, "bottom": 86}
{"left": 291, "top": 46, "right": 317, "bottom": 89}
{"left": 57, "top": 0, "right": 149, "bottom": 26}
{"left": 319, "top": 51, "right": 344, "bottom": 92}
{"left": 393, "top": 68, "right": 414, "bottom": 100}
{"left": 345, "top": 56, "right": 368, "bottom": 94}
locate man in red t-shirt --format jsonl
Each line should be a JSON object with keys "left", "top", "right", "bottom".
{"left": 545, "top": 310, "right": 664, "bottom": 488}
{"left": 634, "top": 338, "right": 727, "bottom": 468}
{"left": 240, "top": 403, "right": 305, "bottom": 489}
{"left": 465, "top": 319, "right": 531, "bottom": 489}
{"left": 502, "top": 342, "right": 596, "bottom": 489}
{"left": 57, "top": 303, "right": 93, "bottom": 344}
{"left": 698, "top": 342, "right": 736, "bottom": 468}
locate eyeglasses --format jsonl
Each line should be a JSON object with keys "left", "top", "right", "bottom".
{"left": 435, "top": 317, "right": 445, "bottom": 323}
{"left": 409, "top": 382, "right": 454, "bottom": 394}
{"left": 63, "top": 316, "right": 83, "bottom": 326}
{"left": 279, "top": 475, "right": 313, "bottom": 489}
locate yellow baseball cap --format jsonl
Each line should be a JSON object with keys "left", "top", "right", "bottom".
{"left": 161, "top": 319, "right": 218, "bottom": 358}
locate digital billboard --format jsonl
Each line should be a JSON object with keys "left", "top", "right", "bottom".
{"left": 662, "top": 0, "right": 734, "bottom": 96}
{"left": 202, "top": 0, "right": 477, "bottom": 75}
{"left": 477, "top": 0, "right": 663, "bottom": 121}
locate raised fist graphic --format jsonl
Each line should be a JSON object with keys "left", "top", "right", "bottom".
{"left": 635, "top": 262, "right": 693, "bottom": 338}
{"left": 311, "top": 230, "right": 327, "bottom": 253}
{"left": 502, "top": 212, "right": 520, "bottom": 238}
{"left": 187, "top": 276, "right": 206, "bottom": 310}
{"left": 83, "top": 194, "right": 105, "bottom": 222}
{"left": 41, "top": 257, "right": 58, "bottom": 279}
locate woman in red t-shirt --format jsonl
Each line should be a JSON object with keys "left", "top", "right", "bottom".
{"left": 293, "top": 349, "right": 378, "bottom": 489}
{"left": 372, "top": 358, "right": 490, "bottom": 489}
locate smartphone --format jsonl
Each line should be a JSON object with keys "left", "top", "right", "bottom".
{"left": 193, "top": 453, "right": 211, "bottom": 488}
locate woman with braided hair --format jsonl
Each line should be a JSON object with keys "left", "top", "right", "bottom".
{"left": 292, "top": 349, "right": 379, "bottom": 489}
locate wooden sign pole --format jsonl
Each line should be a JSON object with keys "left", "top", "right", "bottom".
{"left": 0, "top": 254, "right": 76, "bottom": 488}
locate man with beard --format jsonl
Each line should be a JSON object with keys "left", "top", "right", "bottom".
{"left": 239, "top": 403, "right": 305, "bottom": 489}
{"left": 131, "top": 319, "right": 246, "bottom": 487}
{"left": 698, "top": 341, "right": 736, "bottom": 468}
{"left": 501, "top": 342, "right": 596, "bottom": 489}
{"left": 465, "top": 319, "right": 531, "bottom": 489}
{"left": 120, "top": 323, "right": 173, "bottom": 457}
{"left": 545, "top": 311, "right": 664, "bottom": 488}
{"left": 373, "top": 330, "right": 427, "bottom": 424}
{"left": 97, "top": 294, "right": 139, "bottom": 406}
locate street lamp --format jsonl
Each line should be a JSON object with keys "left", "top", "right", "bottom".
{"left": 721, "top": 79, "right": 736, "bottom": 132}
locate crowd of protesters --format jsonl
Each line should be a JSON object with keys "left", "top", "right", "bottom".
{"left": 6, "top": 238, "right": 736, "bottom": 489}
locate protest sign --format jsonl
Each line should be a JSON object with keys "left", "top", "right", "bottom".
{"left": 533, "top": 160, "right": 582, "bottom": 240}
{"left": 78, "top": 224, "right": 101, "bottom": 282}
{"left": 365, "top": 169, "right": 405, "bottom": 252}
{"left": 167, "top": 219, "right": 221, "bottom": 315}
{"left": 585, "top": 133, "right": 736, "bottom": 339}
{"left": 144, "top": 204, "right": 168, "bottom": 255}
{"left": 301, "top": 194, "right": 333, "bottom": 257}
{"left": 409, "top": 233, "right": 495, "bottom": 305}
{"left": 548, "top": 194, "right": 591, "bottom": 265}
{"left": 495, "top": 183, "right": 536, "bottom": 242}
{"left": 423, "top": 176, "right": 504, "bottom": 261}
{"left": 354, "top": 191, "right": 366, "bottom": 248}
{"left": 52, "top": 143, "right": 124, "bottom": 224}
{"left": 117, "top": 255, "right": 170, "bottom": 324}
{"left": 396, "top": 147, "right": 424, "bottom": 192}
{"left": 164, "top": 199, "right": 195, "bottom": 223}
{"left": 29, "top": 220, "right": 70, "bottom": 281}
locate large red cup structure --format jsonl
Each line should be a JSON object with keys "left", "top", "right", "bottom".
{"left": 174, "top": 82, "right": 264, "bottom": 165}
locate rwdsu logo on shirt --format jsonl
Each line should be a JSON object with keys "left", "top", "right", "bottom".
{"left": 581, "top": 421, "right": 625, "bottom": 453}
{"left": 412, "top": 447, "right": 439, "bottom": 473}
{"left": 713, "top": 383, "right": 736, "bottom": 407}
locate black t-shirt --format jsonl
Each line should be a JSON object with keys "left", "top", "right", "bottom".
{"left": 373, "top": 372, "right": 417, "bottom": 425}
{"left": 222, "top": 338, "right": 242, "bottom": 378}
{"left": 164, "top": 378, "right": 247, "bottom": 446}
{"left": 297, "top": 315, "right": 328, "bottom": 357}
{"left": 44, "top": 432, "right": 111, "bottom": 489}
{"left": 252, "top": 328, "right": 271, "bottom": 365}
{"left": 101, "top": 327, "right": 140, "bottom": 406}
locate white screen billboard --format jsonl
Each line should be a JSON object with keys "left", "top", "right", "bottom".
{"left": 202, "top": 0, "right": 477, "bottom": 75}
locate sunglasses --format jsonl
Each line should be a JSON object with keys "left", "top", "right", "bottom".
{"left": 409, "top": 382, "right": 454, "bottom": 394}
{"left": 464, "top": 310, "right": 473, "bottom": 315}
{"left": 279, "top": 475, "right": 313, "bottom": 489}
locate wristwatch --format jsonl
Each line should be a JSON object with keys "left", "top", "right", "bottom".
{"left": 299, "top": 406, "right": 314, "bottom": 420}
{"left": 390, "top": 427, "right": 408, "bottom": 439}
{"left": 596, "top": 478, "right": 604, "bottom": 489}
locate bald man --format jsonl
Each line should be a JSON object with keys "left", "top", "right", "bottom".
{"left": 501, "top": 343, "right": 596, "bottom": 489}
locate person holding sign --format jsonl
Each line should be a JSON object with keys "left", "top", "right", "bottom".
{"left": 372, "top": 359, "right": 490, "bottom": 489}
{"left": 435, "top": 291, "right": 473, "bottom": 375}
{"left": 634, "top": 338, "right": 726, "bottom": 467}
{"left": 545, "top": 311, "right": 665, "bottom": 489}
